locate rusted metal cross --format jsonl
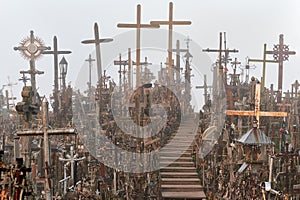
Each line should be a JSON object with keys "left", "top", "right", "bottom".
{"left": 82, "top": 23, "right": 113, "bottom": 84}
{"left": 43, "top": 36, "right": 71, "bottom": 114}
{"left": 226, "top": 83, "right": 287, "bottom": 127}
{"left": 151, "top": 2, "right": 191, "bottom": 84}
{"left": 266, "top": 34, "right": 296, "bottom": 102}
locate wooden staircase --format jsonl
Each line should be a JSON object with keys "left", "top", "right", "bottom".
{"left": 159, "top": 116, "right": 206, "bottom": 199}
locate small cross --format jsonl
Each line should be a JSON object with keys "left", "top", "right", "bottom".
{"left": 18, "top": 72, "right": 30, "bottom": 86}
{"left": 151, "top": 2, "right": 191, "bottom": 83}
{"left": 172, "top": 40, "right": 188, "bottom": 84}
{"left": 85, "top": 54, "right": 96, "bottom": 90}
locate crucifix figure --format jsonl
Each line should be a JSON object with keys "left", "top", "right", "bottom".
{"left": 85, "top": 54, "right": 96, "bottom": 92}
{"left": 43, "top": 36, "right": 71, "bottom": 114}
{"left": 265, "top": 34, "right": 296, "bottom": 102}
{"left": 151, "top": 2, "right": 191, "bottom": 84}
{"left": 82, "top": 23, "right": 113, "bottom": 84}
{"left": 14, "top": 30, "right": 50, "bottom": 105}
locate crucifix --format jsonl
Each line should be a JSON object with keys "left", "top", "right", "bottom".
{"left": 85, "top": 54, "right": 96, "bottom": 91}
{"left": 226, "top": 83, "right": 287, "bottom": 128}
{"left": 14, "top": 30, "right": 50, "bottom": 105}
{"left": 265, "top": 34, "right": 296, "bottom": 102}
{"left": 229, "top": 58, "right": 241, "bottom": 86}
{"left": 248, "top": 44, "right": 278, "bottom": 91}
{"left": 43, "top": 36, "right": 71, "bottom": 114}
{"left": 172, "top": 40, "right": 188, "bottom": 84}
{"left": 151, "top": 2, "right": 191, "bottom": 84}
{"left": 81, "top": 22, "right": 113, "bottom": 84}
{"left": 239, "top": 57, "right": 256, "bottom": 83}
{"left": 59, "top": 146, "right": 86, "bottom": 188}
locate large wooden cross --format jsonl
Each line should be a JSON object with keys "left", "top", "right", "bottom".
{"left": 226, "top": 83, "right": 287, "bottom": 127}
{"left": 248, "top": 44, "right": 278, "bottom": 91}
{"left": 151, "top": 2, "right": 191, "bottom": 84}
{"left": 82, "top": 23, "right": 113, "bottom": 84}
{"left": 265, "top": 34, "right": 296, "bottom": 102}
{"left": 43, "top": 36, "right": 71, "bottom": 113}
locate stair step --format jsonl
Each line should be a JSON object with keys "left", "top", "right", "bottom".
{"left": 161, "top": 184, "right": 204, "bottom": 192}
{"left": 160, "top": 161, "right": 195, "bottom": 167}
{"left": 161, "top": 172, "right": 199, "bottom": 178}
{"left": 160, "top": 156, "right": 193, "bottom": 161}
{"left": 162, "top": 191, "right": 206, "bottom": 199}
{"left": 161, "top": 178, "right": 200, "bottom": 185}
{"left": 160, "top": 166, "right": 197, "bottom": 172}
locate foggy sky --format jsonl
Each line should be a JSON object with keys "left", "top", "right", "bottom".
{"left": 1, "top": 0, "right": 299, "bottom": 108}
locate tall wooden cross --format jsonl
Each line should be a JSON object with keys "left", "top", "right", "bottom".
{"left": 248, "top": 44, "right": 278, "bottom": 91}
{"left": 85, "top": 54, "right": 96, "bottom": 91}
{"left": 226, "top": 83, "right": 287, "bottom": 127}
{"left": 43, "top": 36, "right": 72, "bottom": 113}
{"left": 151, "top": 2, "right": 191, "bottom": 84}
{"left": 114, "top": 53, "right": 127, "bottom": 91}
{"left": 172, "top": 40, "right": 188, "bottom": 84}
{"left": 265, "top": 34, "right": 296, "bottom": 102}
{"left": 82, "top": 23, "right": 113, "bottom": 84}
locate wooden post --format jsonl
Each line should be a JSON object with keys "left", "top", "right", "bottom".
{"left": 85, "top": 54, "right": 96, "bottom": 91}
{"left": 151, "top": 2, "right": 191, "bottom": 84}
{"left": 43, "top": 36, "right": 71, "bottom": 114}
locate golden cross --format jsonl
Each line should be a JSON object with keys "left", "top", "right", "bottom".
{"left": 151, "top": 2, "right": 191, "bottom": 83}
{"left": 226, "top": 83, "right": 287, "bottom": 127}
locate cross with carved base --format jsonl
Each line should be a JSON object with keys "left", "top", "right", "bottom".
{"left": 265, "top": 34, "right": 296, "bottom": 102}
{"left": 151, "top": 2, "right": 191, "bottom": 84}
{"left": 226, "top": 83, "right": 287, "bottom": 128}
{"left": 82, "top": 23, "right": 113, "bottom": 83}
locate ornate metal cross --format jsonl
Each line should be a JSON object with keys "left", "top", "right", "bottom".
{"left": 266, "top": 34, "right": 296, "bottom": 102}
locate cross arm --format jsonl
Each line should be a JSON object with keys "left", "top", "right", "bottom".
{"left": 16, "top": 128, "right": 76, "bottom": 136}
{"left": 226, "top": 110, "right": 287, "bottom": 117}
{"left": 248, "top": 58, "right": 278, "bottom": 63}
{"left": 266, "top": 50, "right": 296, "bottom": 55}
{"left": 43, "top": 50, "right": 72, "bottom": 55}
{"left": 150, "top": 21, "right": 191, "bottom": 25}
{"left": 202, "top": 48, "right": 239, "bottom": 53}
{"left": 117, "top": 24, "right": 159, "bottom": 28}
{"left": 81, "top": 38, "right": 113, "bottom": 44}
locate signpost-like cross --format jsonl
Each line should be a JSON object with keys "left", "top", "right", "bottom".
{"left": 172, "top": 40, "right": 188, "bottom": 84}
{"left": 43, "top": 36, "right": 72, "bottom": 114}
{"left": 151, "top": 2, "right": 191, "bottom": 84}
{"left": 248, "top": 44, "right": 278, "bottom": 91}
{"left": 82, "top": 23, "right": 113, "bottom": 84}
{"left": 226, "top": 83, "right": 287, "bottom": 128}
{"left": 265, "top": 34, "right": 296, "bottom": 102}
